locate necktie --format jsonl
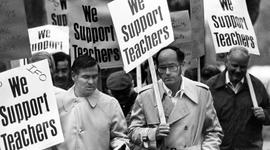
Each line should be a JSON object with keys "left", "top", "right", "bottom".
{"left": 162, "top": 95, "right": 174, "bottom": 121}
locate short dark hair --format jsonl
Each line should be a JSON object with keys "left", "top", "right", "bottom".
{"left": 155, "top": 46, "right": 185, "bottom": 66}
{"left": 52, "top": 52, "right": 71, "bottom": 67}
{"left": 71, "top": 55, "right": 99, "bottom": 74}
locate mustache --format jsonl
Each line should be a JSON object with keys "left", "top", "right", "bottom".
{"left": 54, "top": 76, "right": 68, "bottom": 81}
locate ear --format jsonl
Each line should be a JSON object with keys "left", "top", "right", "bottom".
{"left": 71, "top": 71, "right": 77, "bottom": 82}
{"left": 178, "top": 65, "right": 183, "bottom": 75}
{"left": 224, "top": 53, "right": 230, "bottom": 67}
{"left": 107, "top": 89, "right": 112, "bottom": 96}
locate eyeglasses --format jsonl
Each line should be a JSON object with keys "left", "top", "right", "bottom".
{"left": 157, "top": 64, "right": 179, "bottom": 73}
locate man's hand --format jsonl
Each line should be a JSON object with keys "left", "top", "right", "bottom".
{"left": 253, "top": 107, "right": 265, "bottom": 121}
{"left": 156, "top": 124, "right": 170, "bottom": 141}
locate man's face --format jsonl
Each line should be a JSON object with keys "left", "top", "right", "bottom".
{"left": 54, "top": 60, "right": 70, "bottom": 87}
{"left": 72, "top": 65, "right": 99, "bottom": 97}
{"left": 157, "top": 49, "right": 182, "bottom": 88}
{"left": 226, "top": 53, "right": 249, "bottom": 84}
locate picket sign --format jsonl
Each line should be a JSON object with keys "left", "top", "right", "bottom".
{"left": 108, "top": 0, "right": 173, "bottom": 124}
{"left": 148, "top": 57, "right": 166, "bottom": 124}
{"left": 246, "top": 73, "right": 258, "bottom": 108}
{"left": 204, "top": 0, "right": 259, "bottom": 55}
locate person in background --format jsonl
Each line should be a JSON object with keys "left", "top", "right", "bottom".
{"left": 52, "top": 52, "right": 73, "bottom": 90}
{"left": 128, "top": 46, "right": 223, "bottom": 149}
{"left": 55, "top": 55, "right": 129, "bottom": 150}
{"left": 183, "top": 67, "right": 197, "bottom": 81}
{"left": 106, "top": 70, "right": 138, "bottom": 125}
{"left": 201, "top": 64, "right": 221, "bottom": 83}
{"left": 29, "top": 51, "right": 66, "bottom": 94}
{"left": 206, "top": 46, "right": 270, "bottom": 150}
{"left": 30, "top": 51, "right": 56, "bottom": 77}
{"left": 0, "top": 61, "right": 7, "bottom": 73}
{"left": 183, "top": 65, "right": 220, "bottom": 84}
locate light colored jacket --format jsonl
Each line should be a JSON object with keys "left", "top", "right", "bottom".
{"left": 128, "top": 77, "right": 223, "bottom": 150}
{"left": 55, "top": 86, "right": 129, "bottom": 150}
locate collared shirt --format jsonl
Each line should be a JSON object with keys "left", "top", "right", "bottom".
{"left": 55, "top": 86, "right": 129, "bottom": 150}
{"left": 207, "top": 70, "right": 270, "bottom": 149}
{"left": 54, "top": 86, "right": 66, "bottom": 95}
{"left": 162, "top": 76, "right": 184, "bottom": 105}
{"left": 225, "top": 71, "right": 244, "bottom": 93}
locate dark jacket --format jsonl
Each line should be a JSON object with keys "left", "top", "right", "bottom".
{"left": 207, "top": 71, "right": 270, "bottom": 150}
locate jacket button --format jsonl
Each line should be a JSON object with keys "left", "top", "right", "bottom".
{"left": 79, "top": 128, "right": 84, "bottom": 133}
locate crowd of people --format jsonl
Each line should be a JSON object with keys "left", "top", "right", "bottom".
{"left": 14, "top": 44, "right": 268, "bottom": 150}
{"left": 0, "top": 0, "right": 267, "bottom": 149}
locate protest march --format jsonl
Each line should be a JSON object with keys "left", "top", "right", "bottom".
{"left": 1, "top": 0, "right": 270, "bottom": 149}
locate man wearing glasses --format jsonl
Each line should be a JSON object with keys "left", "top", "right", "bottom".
{"left": 128, "top": 46, "right": 223, "bottom": 149}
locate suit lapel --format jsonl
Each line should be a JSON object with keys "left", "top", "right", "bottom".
{"left": 157, "top": 79, "right": 191, "bottom": 125}
{"left": 167, "top": 97, "right": 190, "bottom": 124}
{"left": 166, "top": 77, "right": 199, "bottom": 124}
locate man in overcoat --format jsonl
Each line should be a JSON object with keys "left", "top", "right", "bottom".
{"left": 128, "top": 46, "right": 223, "bottom": 150}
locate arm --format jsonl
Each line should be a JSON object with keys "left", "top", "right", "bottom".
{"left": 128, "top": 95, "right": 158, "bottom": 150}
{"left": 110, "top": 99, "right": 130, "bottom": 150}
{"left": 202, "top": 91, "right": 223, "bottom": 150}
{"left": 250, "top": 76, "right": 270, "bottom": 125}
{"left": 257, "top": 82, "right": 270, "bottom": 125}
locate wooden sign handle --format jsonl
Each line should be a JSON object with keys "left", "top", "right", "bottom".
{"left": 136, "top": 65, "right": 142, "bottom": 90}
{"left": 246, "top": 73, "right": 258, "bottom": 108}
{"left": 148, "top": 57, "right": 166, "bottom": 124}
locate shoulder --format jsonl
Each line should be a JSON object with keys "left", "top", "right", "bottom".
{"left": 134, "top": 84, "right": 157, "bottom": 107}
{"left": 54, "top": 86, "right": 67, "bottom": 96}
{"left": 184, "top": 76, "right": 209, "bottom": 91}
{"left": 137, "top": 84, "right": 153, "bottom": 94}
{"left": 99, "top": 91, "right": 119, "bottom": 104}
{"left": 55, "top": 87, "right": 71, "bottom": 100}
{"left": 194, "top": 81, "right": 209, "bottom": 90}
{"left": 97, "top": 91, "right": 124, "bottom": 111}
{"left": 205, "top": 73, "right": 220, "bottom": 87}
{"left": 249, "top": 74, "right": 267, "bottom": 90}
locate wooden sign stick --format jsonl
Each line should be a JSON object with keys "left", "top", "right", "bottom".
{"left": 246, "top": 73, "right": 258, "bottom": 108}
{"left": 136, "top": 65, "right": 142, "bottom": 90}
{"left": 148, "top": 57, "right": 166, "bottom": 124}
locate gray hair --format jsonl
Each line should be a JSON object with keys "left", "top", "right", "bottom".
{"left": 227, "top": 46, "right": 250, "bottom": 59}
{"left": 30, "top": 51, "right": 55, "bottom": 73}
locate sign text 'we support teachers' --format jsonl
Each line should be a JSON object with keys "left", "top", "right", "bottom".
{"left": 205, "top": 0, "right": 259, "bottom": 54}
{"left": 0, "top": 60, "right": 63, "bottom": 150}
{"left": 108, "top": 0, "right": 174, "bottom": 72}
{"left": 68, "top": 0, "right": 122, "bottom": 69}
